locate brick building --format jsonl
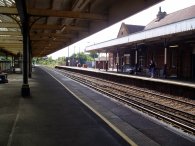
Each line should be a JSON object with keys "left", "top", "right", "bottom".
{"left": 87, "top": 5, "right": 195, "bottom": 80}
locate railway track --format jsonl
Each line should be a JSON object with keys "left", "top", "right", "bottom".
{"left": 54, "top": 68, "right": 195, "bottom": 135}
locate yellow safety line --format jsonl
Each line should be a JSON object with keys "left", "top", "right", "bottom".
{"left": 46, "top": 68, "right": 138, "bottom": 146}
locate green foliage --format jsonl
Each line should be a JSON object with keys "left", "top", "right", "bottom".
{"left": 70, "top": 52, "right": 96, "bottom": 64}
{"left": 34, "top": 57, "right": 57, "bottom": 67}
{"left": 89, "top": 51, "right": 98, "bottom": 59}
{"left": 0, "top": 56, "right": 11, "bottom": 61}
{"left": 56, "top": 56, "right": 66, "bottom": 65}
{"left": 33, "top": 51, "right": 97, "bottom": 67}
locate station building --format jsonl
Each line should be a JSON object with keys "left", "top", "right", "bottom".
{"left": 87, "top": 5, "right": 195, "bottom": 80}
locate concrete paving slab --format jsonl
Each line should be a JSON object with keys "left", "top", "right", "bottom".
{"left": 0, "top": 69, "right": 130, "bottom": 146}
{"left": 46, "top": 66, "right": 195, "bottom": 146}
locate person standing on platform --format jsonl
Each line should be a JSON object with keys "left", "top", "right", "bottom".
{"left": 149, "top": 59, "right": 155, "bottom": 78}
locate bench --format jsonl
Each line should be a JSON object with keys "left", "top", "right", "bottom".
{"left": 0, "top": 73, "right": 8, "bottom": 83}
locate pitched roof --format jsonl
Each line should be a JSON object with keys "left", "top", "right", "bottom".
{"left": 117, "top": 23, "right": 144, "bottom": 37}
{"left": 125, "top": 24, "right": 145, "bottom": 34}
{"left": 145, "top": 5, "right": 195, "bottom": 30}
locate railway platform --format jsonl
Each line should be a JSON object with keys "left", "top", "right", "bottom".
{"left": 0, "top": 66, "right": 195, "bottom": 146}
{"left": 0, "top": 68, "right": 130, "bottom": 146}
{"left": 56, "top": 66, "right": 195, "bottom": 99}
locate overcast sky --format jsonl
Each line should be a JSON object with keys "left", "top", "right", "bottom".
{"left": 48, "top": 0, "right": 195, "bottom": 59}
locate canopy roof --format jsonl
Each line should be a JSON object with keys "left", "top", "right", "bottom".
{"left": 0, "top": 0, "right": 22, "bottom": 56}
{"left": 86, "top": 5, "right": 195, "bottom": 52}
{"left": 0, "top": 0, "right": 162, "bottom": 57}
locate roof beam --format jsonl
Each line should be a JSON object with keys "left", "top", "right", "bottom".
{"left": 0, "top": 36, "right": 22, "bottom": 41}
{"left": 0, "top": 22, "right": 19, "bottom": 28}
{"left": 32, "top": 42, "right": 63, "bottom": 46}
{"left": 31, "top": 24, "right": 88, "bottom": 31}
{"left": 0, "top": 40, "right": 22, "bottom": 44}
{"left": 30, "top": 32, "right": 75, "bottom": 38}
{"left": 0, "top": 44, "right": 22, "bottom": 48}
{"left": 0, "top": 49, "right": 20, "bottom": 56}
{"left": 28, "top": 8, "right": 107, "bottom": 21}
{"left": 31, "top": 38, "right": 68, "bottom": 42}
{"left": 0, "top": 31, "right": 22, "bottom": 35}
{"left": 0, "top": 47, "right": 22, "bottom": 50}
{"left": 0, "top": 6, "right": 18, "bottom": 15}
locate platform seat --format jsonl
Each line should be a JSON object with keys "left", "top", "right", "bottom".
{"left": 0, "top": 73, "right": 8, "bottom": 83}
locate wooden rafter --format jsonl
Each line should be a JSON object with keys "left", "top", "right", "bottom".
{"left": 30, "top": 32, "right": 75, "bottom": 38}
{"left": 28, "top": 8, "right": 107, "bottom": 21}
{"left": 32, "top": 42, "right": 64, "bottom": 46}
{"left": 0, "top": 6, "right": 18, "bottom": 15}
{"left": 31, "top": 24, "right": 88, "bottom": 31}
{"left": 0, "top": 36, "right": 22, "bottom": 41}
{"left": 0, "top": 0, "right": 162, "bottom": 57}
{"left": 0, "top": 22, "right": 19, "bottom": 28}
{"left": 0, "top": 31, "right": 21, "bottom": 35}
{"left": 0, "top": 44, "right": 21, "bottom": 49}
{"left": 0, "top": 39, "right": 22, "bottom": 43}
{"left": 31, "top": 37, "right": 68, "bottom": 42}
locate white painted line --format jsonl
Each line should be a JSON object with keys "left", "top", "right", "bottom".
{"left": 7, "top": 110, "right": 20, "bottom": 146}
{"left": 44, "top": 67, "right": 138, "bottom": 146}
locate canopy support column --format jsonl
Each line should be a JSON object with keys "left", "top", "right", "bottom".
{"left": 135, "top": 44, "right": 138, "bottom": 74}
{"left": 106, "top": 51, "right": 108, "bottom": 71}
{"left": 16, "top": 0, "right": 30, "bottom": 97}
{"left": 116, "top": 49, "right": 119, "bottom": 72}
{"left": 98, "top": 51, "right": 100, "bottom": 70}
{"left": 29, "top": 44, "right": 32, "bottom": 78}
{"left": 21, "top": 20, "right": 30, "bottom": 96}
{"left": 163, "top": 39, "right": 168, "bottom": 78}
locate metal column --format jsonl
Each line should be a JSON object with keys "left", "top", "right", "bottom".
{"left": 21, "top": 18, "right": 30, "bottom": 96}
{"left": 29, "top": 43, "right": 32, "bottom": 78}
{"left": 98, "top": 51, "right": 100, "bottom": 70}
{"left": 106, "top": 51, "right": 108, "bottom": 71}
{"left": 135, "top": 44, "right": 138, "bottom": 74}
{"left": 116, "top": 49, "right": 119, "bottom": 72}
{"left": 163, "top": 39, "right": 168, "bottom": 78}
{"left": 16, "top": 0, "right": 30, "bottom": 97}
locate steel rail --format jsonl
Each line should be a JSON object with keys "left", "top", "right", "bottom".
{"left": 55, "top": 68, "right": 195, "bottom": 135}
{"left": 55, "top": 69, "right": 195, "bottom": 120}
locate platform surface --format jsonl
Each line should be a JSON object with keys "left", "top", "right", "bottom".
{"left": 0, "top": 68, "right": 129, "bottom": 146}
{"left": 58, "top": 66, "right": 195, "bottom": 88}
{"left": 0, "top": 66, "right": 195, "bottom": 146}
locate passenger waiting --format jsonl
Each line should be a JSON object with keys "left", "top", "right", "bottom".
{"left": 149, "top": 60, "right": 155, "bottom": 78}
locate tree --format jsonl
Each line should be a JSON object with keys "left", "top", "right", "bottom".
{"left": 57, "top": 56, "right": 66, "bottom": 65}
{"left": 34, "top": 57, "right": 57, "bottom": 67}
{"left": 89, "top": 51, "right": 98, "bottom": 59}
{"left": 70, "top": 52, "right": 94, "bottom": 65}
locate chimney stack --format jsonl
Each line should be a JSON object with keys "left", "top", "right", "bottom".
{"left": 156, "top": 7, "right": 166, "bottom": 21}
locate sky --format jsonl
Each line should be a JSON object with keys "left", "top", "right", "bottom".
{"left": 48, "top": 0, "right": 195, "bottom": 59}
